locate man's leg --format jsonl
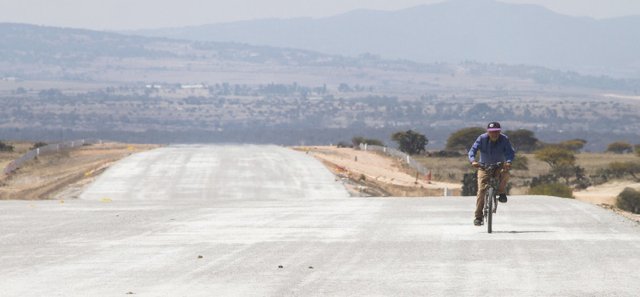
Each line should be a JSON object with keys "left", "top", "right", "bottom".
{"left": 497, "top": 169, "right": 510, "bottom": 202}
{"left": 497, "top": 170, "right": 510, "bottom": 194}
{"left": 475, "top": 169, "right": 489, "bottom": 221}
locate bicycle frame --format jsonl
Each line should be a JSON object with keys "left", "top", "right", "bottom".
{"left": 480, "top": 162, "right": 503, "bottom": 233}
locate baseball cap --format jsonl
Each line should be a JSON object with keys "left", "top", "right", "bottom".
{"left": 487, "top": 122, "right": 501, "bottom": 131}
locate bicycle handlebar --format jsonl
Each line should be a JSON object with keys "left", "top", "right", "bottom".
{"left": 478, "top": 162, "right": 504, "bottom": 171}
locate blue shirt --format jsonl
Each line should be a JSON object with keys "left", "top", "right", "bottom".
{"left": 468, "top": 133, "right": 515, "bottom": 164}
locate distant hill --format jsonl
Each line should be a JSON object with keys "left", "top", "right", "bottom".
{"left": 0, "top": 22, "right": 640, "bottom": 94}
{"left": 1, "top": 23, "right": 640, "bottom": 150}
{"left": 132, "top": 0, "right": 640, "bottom": 78}
{"left": 2, "top": 23, "right": 639, "bottom": 92}
{"left": 0, "top": 23, "right": 338, "bottom": 66}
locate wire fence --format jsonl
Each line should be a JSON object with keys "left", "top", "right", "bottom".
{"left": 3, "top": 139, "right": 102, "bottom": 175}
{"left": 358, "top": 143, "right": 429, "bottom": 175}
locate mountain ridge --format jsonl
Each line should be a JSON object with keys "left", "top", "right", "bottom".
{"left": 2, "top": 22, "right": 639, "bottom": 92}
{"left": 130, "top": 0, "right": 640, "bottom": 78}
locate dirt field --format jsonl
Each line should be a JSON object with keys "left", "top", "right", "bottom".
{"left": 298, "top": 146, "right": 461, "bottom": 197}
{"left": 301, "top": 146, "right": 639, "bottom": 222}
{"left": 0, "top": 142, "right": 159, "bottom": 200}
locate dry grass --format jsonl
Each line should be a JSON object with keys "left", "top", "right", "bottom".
{"left": 576, "top": 153, "right": 639, "bottom": 174}
{"left": 0, "top": 142, "right": 159, "bottom": 200}
{"left": 413, "top": 155, "right": 470, "bottom": 183}
{"left": 0, "top": 141, "right": 35, "bottom": 172}
{"left": 415, "top": 152, "right": 640, "bottom": 194}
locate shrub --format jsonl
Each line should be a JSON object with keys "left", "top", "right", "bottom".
{"left": 336, "top": 141, "right": 352, "bottom": 148}
{"left": 616, "top": 188, "right": 640, "bottom": 214}
{"left": 431, "top": 150, "right": 463, "bottom": 158}
{"left": 551, "top": 164, "right": 583, "bottom": 185}
{"left": 462, "top": 172, "right": 478, "bottom": 196}
{"left": 530, "top": 173, "right": 559, "bottom": 188}
{"left": 0, "top": 141, "right": 14, "bottom": 152}
{"left": 511, "top": 154, "right": 529, "bottom": 171}
{"left": 528, "top": 183, "right": 574, "bottom": 198}
{"left": 351, "top": 136, "right": 384, "bottom": 147}
{"left": 606, "top": 141, "right": 633, "bottom": 154}
{"left": 572, "top": 166, "right": 592, "bottom": 190}
{"left": 31, "top": 142, "right": 48, "bottom": 150}
{"left": 590, "top": 170, "right": 609, "bottom": 186}
{"left": 608, "top": 162, "right": 640, "bottom": 181}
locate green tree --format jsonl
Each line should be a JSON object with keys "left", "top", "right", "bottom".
{"left": 606, "top": 141, "right": 633, "bottom": 154}
{"left": 504, "top": 129, "right": 539, "bottom": 152}
{"left": 445, "top": 127, "right": 484, "bottom": 152}
{"left": 558, "top": 139, "right": 587, "bottom": 152}
{"left": 608, "top": 162, "right": 640, "bottom": 181}
{"left": 635, "top": 144, "right": 640, "bottom": 157}
{"left": 391, "top": 130, "right": 428, "bottom": 155}
{"left": 534, "top": 146, "right": 576, "bottom": 170}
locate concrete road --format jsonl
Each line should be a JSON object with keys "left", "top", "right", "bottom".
{"left": 1, "top": 145, "right": 639, "bottom": 296}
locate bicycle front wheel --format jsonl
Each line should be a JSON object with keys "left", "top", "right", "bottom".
{"left": 486, "top": 187, "right": 494, "bottom": 233}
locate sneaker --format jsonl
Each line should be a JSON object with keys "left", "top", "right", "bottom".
{"left": 474, "top": 218, "right": 483, "bottom": 226}
{"left": 498, "top": 194, "right": 508, "bottom": 203}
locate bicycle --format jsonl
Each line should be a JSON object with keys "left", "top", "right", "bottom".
{"left": 480, "top": 162, "right": 504, "bottom": 234}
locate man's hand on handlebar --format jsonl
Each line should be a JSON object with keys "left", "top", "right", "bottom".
{"left": 472, "top": 162, "right": 511, "bottom": 170}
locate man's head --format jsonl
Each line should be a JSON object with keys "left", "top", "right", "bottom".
{"left": 487, "top": 122, "right": 501, "bottom": 141}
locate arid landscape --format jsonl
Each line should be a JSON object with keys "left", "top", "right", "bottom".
{"left": 3, "top": 1, "right": 640, "bottom": 296}
{"left": 0, "top": 142, "right": 158, "bottom": 200}
{"left": 3, "top": 141, "right": 637, "bottom": 223}
{"left": 2, "top": 23, "right": 640, "bottom": 150}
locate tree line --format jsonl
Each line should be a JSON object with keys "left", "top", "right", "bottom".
{"left": 348, "top": 127, "right": 640, "bottom": 213}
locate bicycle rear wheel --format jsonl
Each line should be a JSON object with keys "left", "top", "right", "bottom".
{"left": 486, "top": 187, "right": 494, "bottom": 233}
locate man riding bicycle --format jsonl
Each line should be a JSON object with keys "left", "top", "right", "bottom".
{"left": 468, "top": 122, "right": 516, "bottom": 226}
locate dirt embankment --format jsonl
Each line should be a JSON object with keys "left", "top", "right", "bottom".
{"left": 297, "top": 146, "right": 462, "bottom": 197}
{"left": 573, "top": 181, "right": 640, "bottom": 223}
{"left": 0, "top": 142, "right": 158, "bottom": 200}
{"left": 299, "top": 146, "right": 640, "bottom": 223}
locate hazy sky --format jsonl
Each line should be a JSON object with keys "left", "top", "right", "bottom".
{"left": 2, "top": 0, "right": 640, "bottom": 30}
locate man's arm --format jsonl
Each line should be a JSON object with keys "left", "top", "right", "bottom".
{"left": 468, "top": 135, "right": 482, "bottom": 163}
{"left": 503, "top": 136, "right": 516, "bottom": 164}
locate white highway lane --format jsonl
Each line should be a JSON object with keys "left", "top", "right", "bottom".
{"left": 1, "top": 145, "right": 639, "bottom": 296}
